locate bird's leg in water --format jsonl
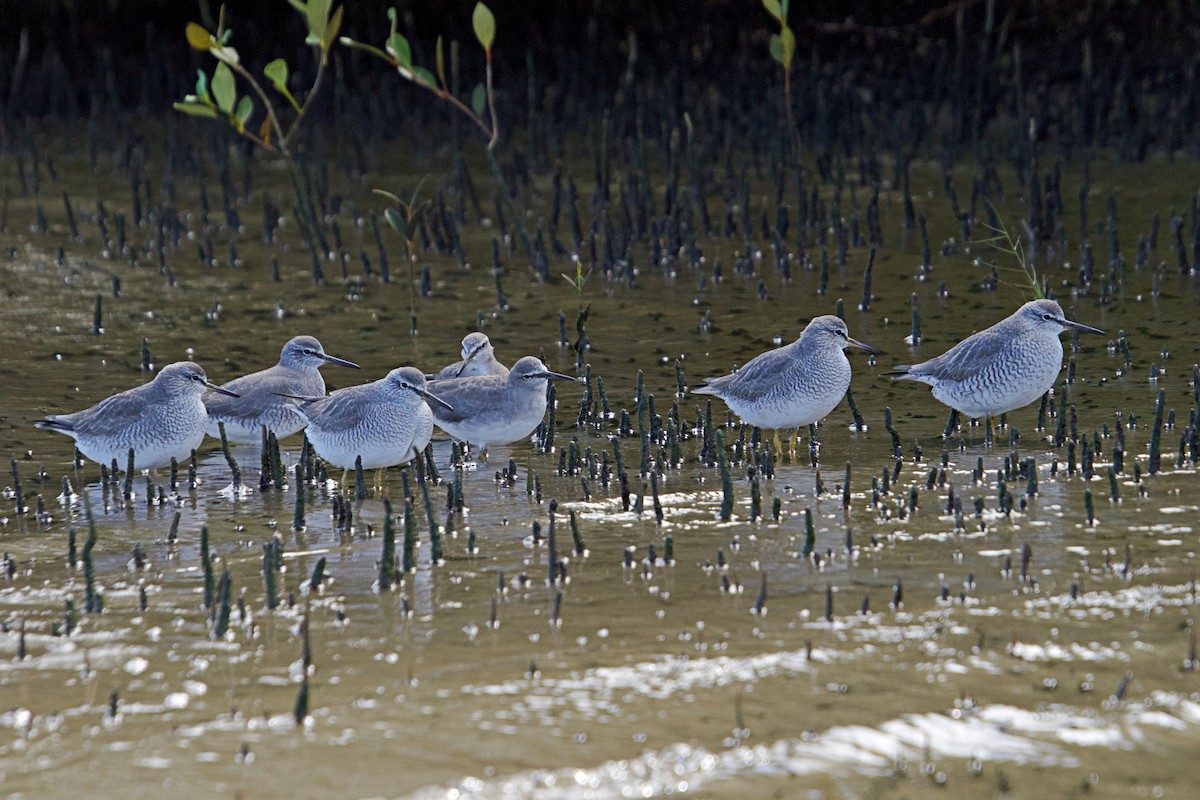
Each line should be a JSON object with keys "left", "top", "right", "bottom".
{"left": 786, "top": 428, "right": 800, "bottom": 462}
{"left": 941, "top": 408, "right": 959, "bottom": 439}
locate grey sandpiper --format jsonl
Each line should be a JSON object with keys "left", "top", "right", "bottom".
{"left": 36, "top": 361, "right": 238, "bottom": 471}
{"left": 425, "top": 355, "right": 579, "bottom": 453}
{"left": 430, "top": 332, "right": 508, "bottom": 380}
{"left": 285, "top": 366, "right": 449, "bottom": 470}
{"left": 204, "top": 335, "right": 359, "bottom": 444}
{"left": 692, "top": 315, "right": 879, "bottom": 430}
{"left": 890, "top": 298, "right": 1104, "bottom": 419}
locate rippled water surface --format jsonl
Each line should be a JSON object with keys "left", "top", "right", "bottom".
{"left": 2, "top": 130, "right": 1200, "bottom": 800}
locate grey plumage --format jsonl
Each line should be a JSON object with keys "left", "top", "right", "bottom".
{"left": 287, "top": 366, "right": 445, "bottom": 470}
{"left": 204, "top": 335, "right": 359, "bottom": 443}
{"left": 36, "top": 361, "right": 237, "bottom": 470}
{"left": 891, "top": 299, "right": 1104, "bottom": 418}
{"left": 430, "top": 332, "right": 508, "bottom": 380}
{"left": 426, "top": 356, "right": 579, "bottom": 452}
{"left": 693, "top": 315, "right": 879, "bottom": 429}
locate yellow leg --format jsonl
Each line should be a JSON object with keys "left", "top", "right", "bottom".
{"left": 778, "top": 428, "right": 798, "bottom": 462}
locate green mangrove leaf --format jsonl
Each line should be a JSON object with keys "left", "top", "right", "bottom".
{"left": 235, "top": 95, "right": 254, "bottom": 128}
{"left": 174, "top": 101, "right": 218, "bottom": 119}
{"left": 287, "top": 0, "right": 306, "bottom": 14}
{"left": 321, "top": 6, "right": 343, "bottom": 50}
{"left": 779, "top": 27, "right": 795, "bottom": 67}
{"left": 212, "top": 62, "right": 236, "bottom": 114}
{"left": 761, "top": 0, "right": 782, "bottom": 20}
{"left": 388, "top": 33, "right": 411, "bottom": 69}
{"left": 383, "top": 207, "right": 407, "bottom": 239}
{"left": 387, "top": 5, "right": 399, "bottom": 52}
{"left": 473, "top": 2, "right": 495, "bottom": 51}
{"left": 768, "top": 33, "right": 782, "bottom": 64}
{"left": 307, "top": 0, "right": 330, "bottom": 41}
{"left": 471, "top": 83, "right": 486, "bottom": 116}
{"left": 408, "top": 176, "right": 428, "bottom": 209}
{"left": 185, "top": 22, "right": 211, "bottom": 51}
{"left": 195, "top": 69, "right": 212, "bottom": 103}
{"left": 413, "top": 66, "right": 436, "bottom": 88}
{"left": 340, "top": 37, "right": 391, "bottom": 61}
{"left": 264, "top": 58, "right": 289, "bottom": 89}
{"left": 436, "top": 36, "right": 446, "bottom": 88}
{"left": 371, "top": 188, "right": 403, "bottom": 204}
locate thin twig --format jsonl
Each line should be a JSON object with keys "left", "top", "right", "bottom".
{"left": 283, "top": 57, "right": 329, "bottom": 150}
{"left": 484, "top": 50, "right": 499, "bottom": 151}
{"left": 227, "top": 60, "right": 287, "bottom": 156}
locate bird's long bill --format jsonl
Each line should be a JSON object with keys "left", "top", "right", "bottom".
{"left": 846, "top": 336, "right": 881, "bottom": 355}
{"left": 421, "top": 389, "right": 455, "bottom": 411}
{"left": 206, "top": 382, "right": 240, "bottom": 398}
{"left": 1061, "top": 318, "right": 1105, "bottom": 336}
{"left": 319, "top": 353, "right": 361, "bottom": 369}
{"left": 538, "top": 370, "right": 584, "bottom": 383}
{"left": 453, "top": 346, "right": 483, "bottom": 377}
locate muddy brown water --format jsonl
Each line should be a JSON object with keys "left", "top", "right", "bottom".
{"left": 2, "top": 136, "right": 1199, "bottom": 799}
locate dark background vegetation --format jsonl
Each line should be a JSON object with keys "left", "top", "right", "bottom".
{"left": 3, "top": 0, "right": 1199, "bottom": 150}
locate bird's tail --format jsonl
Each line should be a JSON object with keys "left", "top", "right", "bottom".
{"left": 34, "top": 417, "right": 74, "bottom": 432}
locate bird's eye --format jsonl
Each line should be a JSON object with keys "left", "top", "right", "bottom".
{"left": 1042, "top": 313, "right": 1054, "bottom": 321}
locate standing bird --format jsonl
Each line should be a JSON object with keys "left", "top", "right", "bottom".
{"left": 204, "top": 335, "right": 359, "bottom": 443}
{"left": 35, "top": 361, "right": 238, "bottom": 471}
{"left": 890, "top": 299, "right": 1104, "bottom": 420}
{"left": 430, "top": 332, "right": 508, "bottom": 380}
{"left": 426, "top": 356, "right": 580, "bottom": 453}
{"left": 285, "top": 367, "right": 449, "bottom": 471}
{"left": 693, "top": 315, "right": 879, "bottom": 432}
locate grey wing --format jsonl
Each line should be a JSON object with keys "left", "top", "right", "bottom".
{"left": 63, "top": 389, "right": 155, "bottom": 437}
{"left": 204, "top": 370, "right": 302, "bottom": 417}
{"left": 905, "top": 331, "right": 1008, "bottom": 383}
{"left": 434, "top": 360, "right": 466, "bottom": 380}
{"left": 701, "top": 349, "right": 787, "bottom": 401}
{"left": 297, "top": 387, "right": 367, "bottom": 432}
{"left": 424, "top": 382, "right": 474, "bottom": 424}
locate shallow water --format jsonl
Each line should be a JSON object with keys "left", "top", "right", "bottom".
{"left": 2, "top": 130, "right": 1200, "bottom": 800}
